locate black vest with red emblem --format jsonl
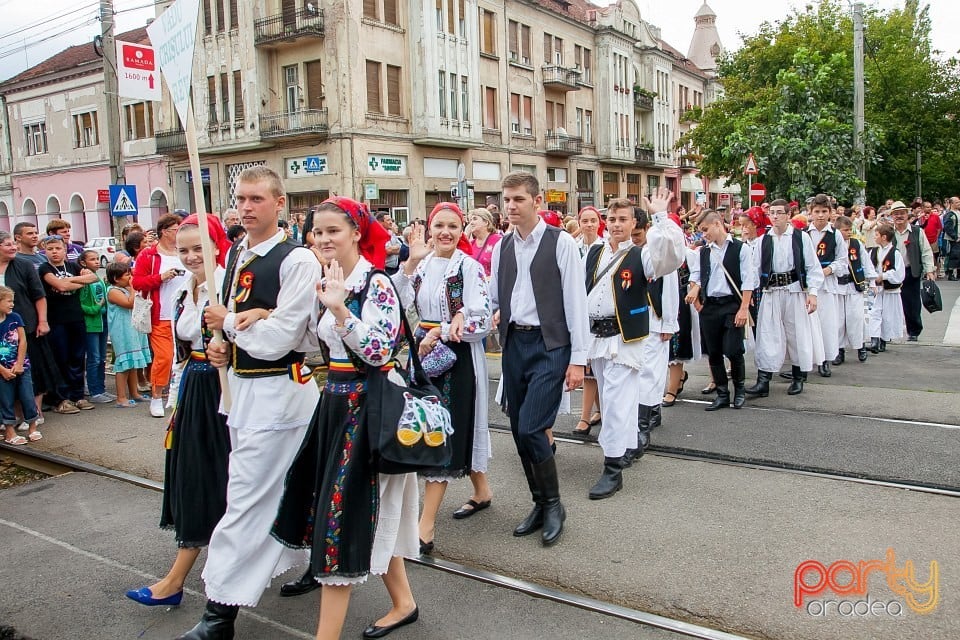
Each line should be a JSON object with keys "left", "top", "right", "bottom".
{"left": 585, "top": 244, "right": 651, "bottom": 342}
{"left": 847, "top": 238, "right": 867, "bottom": 292}
{"left": 809, "top": 226, "right": 838, "bottom": 267}
{"left": 870, "top": 246, "right": 902, "bottom": 291}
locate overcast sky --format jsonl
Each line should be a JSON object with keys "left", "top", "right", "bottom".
{"left": 0, "top": 0, "right": 955, "bottom": 83}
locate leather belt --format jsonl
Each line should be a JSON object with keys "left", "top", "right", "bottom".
{"left": 836, "top": 275, "right": 852, "bottom": 285}
{"left": 766, "top": 272, "right": 799, "bottom": 288}
{"left": 509, "top": 322, "right": 539, "bottom": 332}
{"left": 589, "top": 317, "right": 619, "bottom": 338}
{"left": 705, "top": 295, "right": 738, "bottom": 305}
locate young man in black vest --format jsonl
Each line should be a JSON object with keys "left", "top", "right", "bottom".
{"left": 889, "top": 201, "right": 937, "bottom": 340}
{"left": 490, "top": 171, "right": 589, "bottom": 546}
{"left": 178, "top": 167, "right": 323, "bottom": 639}
{"left": 745, "top": 199, "right": 824, "bottom": 397}
{"left": 687, "top": 209, "right": 758, "bottom": 411}
{"left": 806, "top": 194, "right": 848, "bottom": 376}
{"left": 834, "top": 216, "right": 877, "bottom": 363}
{"left": 584, "top": 196, "right": 684, "bottom": 498}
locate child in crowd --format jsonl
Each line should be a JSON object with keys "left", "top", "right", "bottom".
{"left": 105, "top": 262, "right": 152, "bottom": 407}
{"left": 0, "top": 287, "right": 40, "bottom": 445}
{"left": 45, "top": 219, "right": 85, "bottom": 262}
{"left": 868, "top": 223, "right": 906, "bottom": 352}
{"left": 78, "top": 250, "right": 113, "bottom": 403}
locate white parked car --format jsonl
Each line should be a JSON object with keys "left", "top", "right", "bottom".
{"left": 84, "top": 237, "right": 118, "bottom": 268}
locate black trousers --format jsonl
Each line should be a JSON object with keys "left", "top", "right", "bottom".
{"left": 900, "top": 268, "right": 923, "bottom": 338}
{"left": 699, "top": 298, "right": 745, "bottom": 380}
{"left": 47, "top": 320, "right": 87, "bottom": 402}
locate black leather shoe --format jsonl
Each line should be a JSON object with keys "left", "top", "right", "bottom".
{"left": 362, "top": 607, "right": 419, "bottom": 639}
{"left": 818, "top": 362, "right": 832, "bottom": 377}
{"left": 869, "top": 337, "right": 880, "bottom": 354}
{"left": 879, "top": 339, "right": 887, "bottom": 352}
{"left": 513, "top": 504, "right": 543, "bottom": 537}
{"left": 745, "top": 371, "right": 771, "bottom": 397}
{"left": 176, "top": 600, "right": 238, "bottom": 640}
{"left": 589, "top": 457, "right": 624, "bottom": 500}
{"left": 279, "top": 569, "right": 319, "bottom": 597}
{"left": 857, "top": 347, "right": 868, "bottom": 362}
{"left": 907, "top": 335, "right": 919, "bottom": 342}
{"left": 832, "top": 349, "right": 845, "bottom": 366}
{"left": 622, "top": 448, "right": 642, "bottom": 467}
{"left": 705, "top": 387, "right": 730, "bottom": 411}
{"left": 531, "top": 457, "right": 565, "bottom": 546}
{"left": 787, "top": 366, "right": 804, "bottom": 395}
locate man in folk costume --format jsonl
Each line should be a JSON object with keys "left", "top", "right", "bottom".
{"left": 176, "top": 167, "right": 324, "bottom": 640}
{"left": 833, "top": 215, "right": 877, "bottom": 363}
{"left": 745, "top": 199, "right": 825, "bottom": 397}
{"left": 868, "top": 223, "right": 907, "bottom": 351}
{"left": 888, "top": 201, "right": 936, "bottom": 341}
{"left": 686, "top": 210, "right": 759, "bottom": 411}
{"left": 490, "top": 171, "right": 589, "bottom": 546}
{"left": 806, "top": 194, "right": 848, "bottom": 377}
{"left": 582, "top": 198, "right": 683, "bottom": 499}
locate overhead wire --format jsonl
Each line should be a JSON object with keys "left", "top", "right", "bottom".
{"left": 0, "top": 1, "right": 99, "bottom": 44}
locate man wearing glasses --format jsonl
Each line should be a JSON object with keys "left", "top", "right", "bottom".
{"left": 745, "top": 199, "right": 824, "bottom": 397}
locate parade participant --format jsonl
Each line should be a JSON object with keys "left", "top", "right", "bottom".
{"left": 944, "top": 198, "right": 960, "bottom": 281}
{"left": 687, "top": 210, "right": 758, "bottom": 411}
{"left": 125, "top": 216, "right": 231, "bottom": 608}
{"left": 175, "top": 167, "right": 322, "bottom": 640}
{"left": 271, "top": 196, "right": 420, "bottom": 640}
{"left": 584, "top": 196, "right": 683, "bottom": 498}
{"left": 745, "top": 199, "right": 824, "bottom": 397}
{"left": 490, "top": 171, "right": 589, "bottom": 546}
{"left": 806, "top": 194, "right": 848, "bottom": 377}
{"left": 868, "top": 223, "right": 906, "bottom": 350}
{"left": 662, "top": 213, "right": 698, "bottom": 408}
{"left": 888, "top": 201, "right": 936, "bottom": 341}
{"left": 395, "top": 202, "right": 493, "bottom": 553}
{"left": 572, "top": 205, "right": 605, "bottom": 437}
{"left": 739, "top": 206, "right": 770, "bottom": 329}
{"left": 833, "top": 216, "right": 877, "bottom": 363}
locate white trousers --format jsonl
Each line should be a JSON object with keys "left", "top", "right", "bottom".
{"left": 815, "top": 291, "right": 840, "bottom": 361}
{"left": 637, "top": 335, "right": 671, "bottom": 407}
{"left": 755, "top": 289, "right": 823, "bottom": 373}
{"left": 203, "top": 426, "right": 309, "bottom": 607}
{"left": 592, "top": 358, "right": 641, "bottom": 458}
{"left": 837, "top": 292, "right": 866, "bottom": 350}
{"left": 869, "top": 291, "right": 906, "bottom": 341}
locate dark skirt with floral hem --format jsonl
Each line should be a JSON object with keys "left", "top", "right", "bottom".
{"left": 420, "top": 339, "right": 476, "bottom": 480}
{"left": 159, "top": 359, "right": 231, "bottom": 548}
{"left": 670, "top": 286, "right": 695, "bottom": 362}
{"left": 272, "top": 372, "right": 379, "bottom": 581}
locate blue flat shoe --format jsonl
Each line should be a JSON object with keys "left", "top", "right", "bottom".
{"left": 124, "top": 586, "right": 183, "bottom": 606}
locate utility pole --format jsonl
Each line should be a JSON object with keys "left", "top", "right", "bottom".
{"left": 915, "top": 138, "right": 922, "bottom": 199}
{"left": 100, "top": 0, "right": 126, "bottom": 235}
{"left": 852, "top": 2, "right": 865, "bottom": 205}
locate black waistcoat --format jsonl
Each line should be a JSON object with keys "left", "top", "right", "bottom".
{"left": 759, "top": 230, "right": 807, "bottom": 290}
{"left": 698, "top": 239, "right": 743, "bottom": 304}
{"left": 497, "top": 226, "right": 569, "bottom": 350}
{"left": 870, "top": 246, "right": 902, "bottom": 290}
{"left": 847, "top": 238, "right": 867, "bottom": 292}
{"left": 892, "top": 226, "right": 923, "bottom": 274}
{"left": 809, "top": 226, "right": 837, "bottom": 267}
{"left": 222, "top": 239, "right": 305, "bottom": 378}
{"left": 585, "top": 244, "right": 651, "bottom": 342}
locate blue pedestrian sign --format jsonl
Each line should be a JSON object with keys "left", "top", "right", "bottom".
{"left": 109, "top": 185, "right": 139, "bottom": 217}
{"left": 304, "top": 156, "right": 323, "bottom": 173}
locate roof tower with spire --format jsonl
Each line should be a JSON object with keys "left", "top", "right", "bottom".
{"left": 687, "top": 2, "right": 723, "bottom": 73}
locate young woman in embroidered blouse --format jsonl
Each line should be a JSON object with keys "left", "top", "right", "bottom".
{"left": 395, "top": 202, "right": 494, "bottom": 555}
{"left": 271, "top": 197, "right": 419, "bottom": 640}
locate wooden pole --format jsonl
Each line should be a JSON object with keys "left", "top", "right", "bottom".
{"left": 184, "top": 102, "right": 231, "bottom": 410}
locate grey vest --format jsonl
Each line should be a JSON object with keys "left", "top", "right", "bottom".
{"left": 497, "top": 226, "right": 569, "bottom": 350}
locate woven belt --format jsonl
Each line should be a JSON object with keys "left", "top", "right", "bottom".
{"left": 766, "top": 272, "right": 799, "bottom": 288}
{"left": 327, "top": 358, "right": 394, "bottom": 373}
{"left": 190, "top": 350, "right": 207, "bottom": 362}
{"left": 589, "top": 317, "right": 619, "bottom": 338}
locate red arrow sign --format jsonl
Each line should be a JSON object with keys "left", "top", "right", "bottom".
{"left": 749, "top": 183, "right": 766, "bottom": 203}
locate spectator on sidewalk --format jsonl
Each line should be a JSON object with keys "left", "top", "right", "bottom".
{"left": 44, "top": 219, "right": 85, "bottom": 262}
{"left": 78, "top": 250, "right": 113, "bottom": 404}
{"left": 0, "top": 286, "right": 40, "bottom": 446}
{"left": 106, "top": 262, "right": 152, "bottom": 407}
{"left": 13, "top": 222, "right": 46, "bottom": 270}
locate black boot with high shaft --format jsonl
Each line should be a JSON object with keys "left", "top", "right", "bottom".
{"left": 744, "top": 370, "right": 771, "bottom": 397}
{"left": 531, "top": 457, "right": 565, "bottom": 547}
{"left": 589, "top": 457, "right": 624, "bottom": 500}
{"left": 513, "top": 456, "right": 543, "bottom": 537}
{"left": 177, "top": 600, "right": 238, "bottom": 640}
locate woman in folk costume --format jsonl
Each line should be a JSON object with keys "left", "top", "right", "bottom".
{"left": 572, "top": 206, "right": 605, "bottom": 437}
{"left": 125, "top": 215, "right": 232, "bottom": 607}
{"left": 868, "top": 223, "right": 906, "bottom": 351}
{"left": 394, "top": 202, "right": 493, "bottom": 554}
{"left": 662, "top": 213, "right": 700, "bottom": 407}
{"left": 272, "top": 197, "right": 420, "bottom": 640}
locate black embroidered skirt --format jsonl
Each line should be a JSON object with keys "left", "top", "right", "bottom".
{"left": 421, "top": 340, "right": 476, "bottom": 481}
{"left": 670, "top": 287, "right": 695, "bottom": 362}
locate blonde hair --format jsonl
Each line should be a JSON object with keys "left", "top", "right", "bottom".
{"left": 469, "top": 208, "right": 496, "bottom": 233}
{"left": 0, "top": 285, "right": 12, "bottom": 302}
{"left": 238, "top": 166, "right": 285, "bottom": 198}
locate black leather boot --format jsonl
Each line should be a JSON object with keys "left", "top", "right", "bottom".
{"left": 705, "top": 364, "right": 729, "bottom": 410}
{"left": 832, "top": 349, "right": 845, "bottom": 366}
{"left": 649, "top": 404, "right": 662, "bottom": 430}
{"left": 623, "top": 447, "right": 641, "bottom": 467}
{"left": 857, "top": 346, "right": 868, "bottom": 362}
{"left": 879, "top": 339, "right": 886, "bottom": 352}
{"left": 869, "top": 337, "right": 880, "bottom": 354}
{"left": 745, "top": 370, "right": 771, "bottom": 397}
{"left": 787, "top": 366, "right": 804, "bottom": 395}
{"left": 637, "top": 405, "right": 652, "bottom": 450}
{"left": 818, "top": 361, "right": 832, "bottom": 377}
{"left": 730, "top": 357, "right": 746, "bottom": 409}
{"left": 530, "top": 457, "right": 565, "bottom": 546}
{"left": 588, "top": 457, "right": 624, "bottom": 500}
{"left": 177, "top": 600, "right": 238, "bottom": 640}
{"left": 279, "top": 569, "right": 319, "bottom": 597}
{"left": 513, "top": 456, "right": 542, "bottom": 537}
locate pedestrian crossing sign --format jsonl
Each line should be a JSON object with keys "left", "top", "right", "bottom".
{"left": 109, "top": 185, "right": 139, "bottom": 217}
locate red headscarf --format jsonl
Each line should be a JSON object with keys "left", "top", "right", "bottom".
{"left": 667, "top": 212, "right": 683, "bottom": 228}
{"left": 577, "top": 206, "right": 606, "bottom": 237}
{"left": 321, "top": 196, "right": 389, "bottom": 270}
{"left": 742, "top": 206, "right": 772, "bottom": 235}
{"left": 539, "top": 210, "right": 562, "bottom": 228}
{"left": 180, "top": 213, "right": 232, "bottom": 266}
{"left": 427, "top": 202, "right": 473, "bottom": 254}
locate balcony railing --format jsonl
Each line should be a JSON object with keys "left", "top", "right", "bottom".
{"left": 259, "top": 108, "right": 329, "bottom": 139}
{"left": 634, "top": 93, "right": 654, "bottom": 111}
{"left": 635, "top": 146, "right": 655, "bottom": 165}
{"left": 154, "top": 128, "right": 186, "bottom": 154}
{"left": 679, "top": 156, "right": 699, "bottom": 169}
{"left": 541, "top": 65, "right": 581, "bottom": 91}
{"left": 254, "top": 7, "right": 324, "bottom": 46}
{"left": 545, "top": 133, "right": 582, "bottom": 156}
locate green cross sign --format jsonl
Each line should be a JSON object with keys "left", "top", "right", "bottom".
{"left": 369, "top": 157, "right": 379, "bottom": 171}
{"left": 289, "top": 160, "right": 301, "bottom": 175}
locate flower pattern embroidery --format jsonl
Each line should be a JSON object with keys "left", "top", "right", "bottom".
{"left": 321, "top": 392, "right": 361, "bottom": 575}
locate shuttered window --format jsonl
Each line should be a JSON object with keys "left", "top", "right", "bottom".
{"left": 460, "top": 76, "right": 468, "bottom": 121}
{"left": 508, "top": 20, "right": 518, "bottom": 59}
{"left": 484, "top": 87, "right": 497, "bottom": 129}
{"left": 229, "top": 0, "right": 238, "bottom": 29}
{"left": 207, "top": 76, "right": 217, "bottom": 125}
{"left": 509, "top": 93, "right": 519, "bottom": 132}
{"left": 543, "top": 33, "right": 551, "bottom": 65}
{"left": 366, "top": 60, "right": 382, "bottom": 114}
{"left": 383, "top": 0, "right": 398, "bottom": 25}
{"left": 545, "top": 101, "right": 554, "bottom": 132}
{"left": 363, "top": 0, "right": 377, "bottom": 20}
{"left": 216, "top": 0, "right": 225, "bottom": 31}
{"left": 480, "top": 9, "right": 495, "bottom": 55}
{"left": 220, "top": 72, "right": 230, "bottom": 123}
{"left": 203, "top": 0, "right": 212, "bottom": 34}
{"left": 449, "top": 72, "right": 458, "bottom": 120}
{"left": 522, "top": 96, "right": 532, "bottom": 135}
{"left": 233, "top": 70, "right": 244, "bottom": 122}
{"left": 386, "top": 65, "right": 401, "bottom": 116}
{"left": 521, "top": 25, "right": 531, "bottom": 63}
{"left": 306, "top": 61, "right": 324, "bottom": 110}
{"left": 439, "top": 72, "right": 446, "bottom": 118}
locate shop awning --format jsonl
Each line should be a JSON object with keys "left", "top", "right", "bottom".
{"left": 709, "top": 179, "right": 741, "bottom": 194}
{"left": 680, "top": 173, "right": 704, "bottom": 192}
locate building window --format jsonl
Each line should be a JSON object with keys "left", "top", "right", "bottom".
{"left": 446, "top": 0, "right": 455, "bottom": 34}
{"left": 366, "top": 60, "right": 382, "bottom": 114}
{"left": 522, "top": 95, "right": 532, "bottom": 135}
{"left": 449, "top": 72, "right": 458, "bottom": 120}
{"left": 124, "top": 102, "right": 154, "bottom": 140}
{"left": 547, "top": 167, "right": 567, "bottom": 182}
{"left": 545, "top": 100, "right": 565, "bottom": 134}
{"left": 216, "top": 0, "right": 225, "bottom": 31}
{"left": 229, "top": 0, "right": 238, "bottom": 29}
{"left": 207, "top": 76, "right": 217, "bottom": 126}
{"left": 483, "top": 86, "right": 497, "bottom": 129}
{"left": 364, "top": 0, "right": 378, "bottom": 20}
{"left": 575, "top": 108, "right": 583, "bottom": 137}
{"left": 507, "top": 20, "right": 530, "bottom": 64}
{"left": 387, "top": 64, "right": 401, "bottom": 116}
{"left": 460, "top": 76, "right": 469, "bottom": 122}
{"left": 383, "top": 0, "right": 398, "bottom": 25}
{"left": 73, "top": 111, "right": 99, "bottom": 148}
{"left": 479, "top": 8, "right": 495, "bottom": 55}
{"left": 305, "top": 61, "right": 323, "bottom": 110}
{"left": 220, "top": 72, "right": 230, "bottom": 124}
{"left": 509, "top": 93, "right": 519, "bottom": 133}
{"left": 233, "top": 70, "right": 244, "bottom": 122}
{"left": 584, "top": 110, "right": 592, "bottom": 144}
{"left": 577, "top": 169, "right": 594, "bottom": 192}
{"left": 203, "top": 0, "right": 213, "bottom": 35}
{"left": 543, "top": 34, "right": 562, "bottom": 65}
{"left": 284, "top": 65, "right": 299, "bottom": 114}
{"left": 575, "top": 46, "right": 592, "bottom": 83}
{"left": 24, "top": 122, "right": 47, "bottom": 155}
{"left": 439, "top": 71, "right": 446, "bottom": 118}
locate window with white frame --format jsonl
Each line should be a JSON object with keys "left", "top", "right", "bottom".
{"left": 24, "top": 122, "right": 47, "bottom": 155}
{"left": 73, "top": 111, "right": 99, "bottom": 148}
{"left": 124, "top": 102, "right": 154, "bottom": 140}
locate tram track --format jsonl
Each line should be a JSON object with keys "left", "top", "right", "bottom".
{"left": 0, "top": 443, "right": 751, "bottom": 640}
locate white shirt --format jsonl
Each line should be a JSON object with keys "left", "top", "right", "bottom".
{"left": 490, "top": 218, "right": 590, "bottom": 365}
{"left": 158, "top": 253, "right": 187, "bottom": 320}
{"left": 808, "top": 223, "right": 848, "bottom": 294}
{"left": 173, "top": 268, "right": 226, "bottom": 350}
{"left": 688, "top": 235, "right": 759, "bottom": 296}
{"left": 873, "top": 244, "right": 905, "bottom": 286}
{"left": 757, "top": 225, "right": 825, "bottom": 297}
{"left": 220, "top": 231, "right": 322, "bottom": 431}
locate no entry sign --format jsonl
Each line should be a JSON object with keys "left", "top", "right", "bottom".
{"left": 750, "top": 183, "right": 766, "bottom": 203}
